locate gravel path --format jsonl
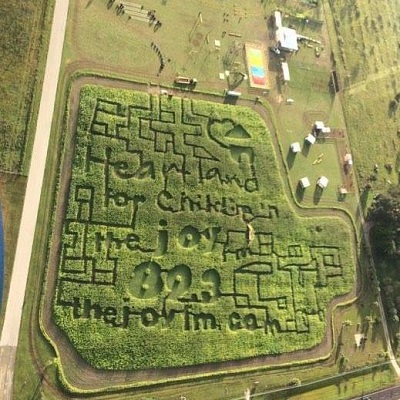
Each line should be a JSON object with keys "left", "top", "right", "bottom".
{"left": 0, "top": 0, "right": 70, "bottom": 397}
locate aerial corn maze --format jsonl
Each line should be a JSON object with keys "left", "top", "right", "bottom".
{"left": 47, "top": 84, "right": 355, "bottom": 372}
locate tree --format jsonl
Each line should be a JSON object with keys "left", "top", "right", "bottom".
{"left": 395, "top": 332, "right": 400, "bottom": 347}
{"left": 368, "top": 188, "right": 400, "bottom": 256}
{"left": 368, "top": 191, "right": 400, "bottom": 226}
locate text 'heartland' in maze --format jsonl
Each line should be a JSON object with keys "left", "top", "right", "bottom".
{"left": 53, "top": 85, "right": 354, "bottom": 369}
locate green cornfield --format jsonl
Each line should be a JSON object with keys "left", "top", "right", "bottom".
{"left": 50, "top": 84, "right": 355, "bottom": 370}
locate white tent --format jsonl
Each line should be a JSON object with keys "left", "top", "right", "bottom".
{"left": 317, "top": 176, "right": 329, "bottom": 188}
{"left": 290, "top": 142, "right": 301, "bottom": 153}
{"left": 344, "top": 153, "right": 353, "bottom": 165}
{"left": 305, "top": 133, "right": 316, "bottom": 145}
{"left": 299, "top": 177, "right": 310, "bottom": 188}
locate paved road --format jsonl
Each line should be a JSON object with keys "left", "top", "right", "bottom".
{"left": 0, "top": 0, "right": 70, "bottom": 398}
{"left": 351, "top": 385, "right": 400, "bottom": 400}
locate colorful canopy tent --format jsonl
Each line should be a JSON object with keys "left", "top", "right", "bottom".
{"left": 299, "top": 177, "right": 310, "bottom": 189}
{"left": 317, "top": 176, "right": 329, "bottom": 189}
{"left": 290, "top": 142, "right": 301, "bottom": 153}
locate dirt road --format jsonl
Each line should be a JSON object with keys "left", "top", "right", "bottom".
{"left": 0, "top": 0, "right": 70, "bottom": 398}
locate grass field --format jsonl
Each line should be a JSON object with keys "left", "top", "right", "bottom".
{"left": 0, "top": 174, "right": 26, "bottom": 327}
{"left": 0, "top": 0, "right": 52, "bottom": 173}
{"left": 12, "top": 0, "right": 400, "bottom": 398}
{"left": 325, "top": 0, "right": 400, "bottom": 362}
{"left": 326, "top": 0, "right": 400, "bottom": 197}
{"left": 0, "top": 0, "right": 54, "bottom": 325}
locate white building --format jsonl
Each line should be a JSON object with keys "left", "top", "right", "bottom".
{"left": 314, "top": 121, "right": 325, "bottom": 131}
{"left": 290, "top": 142, "right": 301, "bottom": 153}
{"left": 299, "top": 177, "right": 310, "bottom": 188}
{"left": 276, "top": 27, "right": 298, "bottom": 52}
{"left": 305, "top": 133, "right": 316, "bottom": 145}
{"left": 317, "top": 176, "right": 329, "bottom": 189}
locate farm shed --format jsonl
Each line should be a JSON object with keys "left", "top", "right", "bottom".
{"left": 317, "top": 176, "right": 329, "bottom": 188}
{"left": 305, "top": 133, "right": 316, "bottom": 145}
{"left": 290, "top": 142, "right": 301, "bottom": 153}
{"left": 299, "top": 177, "right": 310, "bottom": 188}
{"left": 276, "top": 27, "right": 298, "bottom": 52}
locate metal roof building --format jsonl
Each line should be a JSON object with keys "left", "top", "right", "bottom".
{"left": 276, "top": 27, "right": 298, "bottom": 52}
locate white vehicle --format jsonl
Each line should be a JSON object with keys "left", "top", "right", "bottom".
{"left": 174, "top": 76, "right": 197, "bottom": 86}
{"left": 269, "top": 46, "right": 281, "bottom": 55}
